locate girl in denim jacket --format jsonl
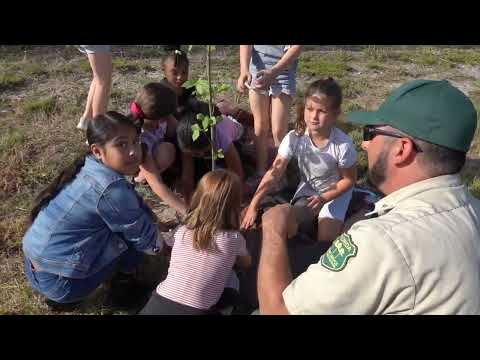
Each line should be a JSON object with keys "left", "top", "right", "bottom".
{"left": 23, "top": 112, "right": 166, "bottom": 311}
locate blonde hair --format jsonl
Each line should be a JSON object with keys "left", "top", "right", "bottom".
{"left": 184, "top": 169, "right": 242, "bottom": 251}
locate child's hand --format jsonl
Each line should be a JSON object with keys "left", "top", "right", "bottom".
{"left": 139, "top": 152, "right": 159, "bottom": 176}
{"left": 241, "top": 205, "right": 258, "bottom": 230}
{"left": 306, "top": 195, "right": 327, "bottom": 211}
{"left": 216, "top": 99, "right": 236, "bottom": 115}
{"left": 237, "top": 72, "right": 252, "bottom": 93}
{"left": 254, "top": 69, "right": 275, "bottom": 90}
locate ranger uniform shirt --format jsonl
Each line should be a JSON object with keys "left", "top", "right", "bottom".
{"left": 283, "top": 174, "right": 480, "bottom": 314}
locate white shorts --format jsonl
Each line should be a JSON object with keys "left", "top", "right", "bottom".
{"left": 318, "top": 187, "right": 353, "bottom": 222}
{"left": 292, "top": 186, "right": 353, "bottom": 222}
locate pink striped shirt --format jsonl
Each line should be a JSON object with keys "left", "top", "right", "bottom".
{"left": 157, "top": 225, "right": 249, "bottom": 310}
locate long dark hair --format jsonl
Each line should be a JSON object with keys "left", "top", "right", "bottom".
{"left": 29, "top": 111, "right": 140, "bottom": 224}
{"left": 295, "top": 77, "right": 343, "bottom": 135}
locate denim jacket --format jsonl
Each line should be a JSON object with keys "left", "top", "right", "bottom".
{"left": 23, "top": 155, "right": 162, "bottom": 279}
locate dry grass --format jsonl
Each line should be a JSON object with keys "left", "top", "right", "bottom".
{"left": 1, "top": 45, "right": 479, "bottom": 314}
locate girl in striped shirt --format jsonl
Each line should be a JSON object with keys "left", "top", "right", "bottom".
{"left": 140, "top": 169, "right": 251, "bottom": 315}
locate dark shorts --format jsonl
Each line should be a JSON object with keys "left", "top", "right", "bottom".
{"left": 139, "top": 291, "right": 213, "bottom": 315}
{"left": 139, "top": 287, "right": 240, "bottom": 315}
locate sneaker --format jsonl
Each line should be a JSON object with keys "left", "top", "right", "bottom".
{"left": 77, "top": 116, "right": 91, "bottom": 131}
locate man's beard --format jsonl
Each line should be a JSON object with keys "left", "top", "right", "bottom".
{"left": 367, "top": 149, "right": 389, "bottom": 192}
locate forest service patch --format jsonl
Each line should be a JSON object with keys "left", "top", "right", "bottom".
{"left": 320, "top": 233, "right": 358, "bottom": 272}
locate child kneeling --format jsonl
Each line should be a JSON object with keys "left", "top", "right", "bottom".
{"left": 140, "top": 169, "right": 251, "bottom": 315}
{"left": 23, "top": 112, "right": 166, "bottom": 311}
{"left": 241, "top": 78, "right": 357, "bottom": 243}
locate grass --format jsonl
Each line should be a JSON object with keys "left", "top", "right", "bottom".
{"left": 0, "top": 129, "right": 26, "bottom": 154}
{"left": 298, "top": 52, "right": 353, "bottom": 79}
{"left": 0, "top": 72, "right": 26, "bottom": 90}
{"left": 22, "top": 97, "right": 56, "bottom": 115}
{"left": 366, "top": 62, "right": 385, "bottom": 71}
{"left": 113, "top": 58, "right": 140, "bottom": 73}
{"left": 469, "top": 177, "right": 480, "bottom": 198}
{"left": 1, "top": 45, "right": 480, "bottom": 315}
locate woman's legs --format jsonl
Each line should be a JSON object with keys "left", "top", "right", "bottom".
{"left": 77, "top": 52, "right": 112, "bottom": 130}
{"left": 88, "top": 51, "right": 112, "bottom": 118}
{"left": 80, "top": 80, "right": 96, "bottom": 122}
{"left": 248, "top": 89, "right": 270, "bottom": 175}
{"left": 270, "top": 93, "right": 292, "bottom": 147}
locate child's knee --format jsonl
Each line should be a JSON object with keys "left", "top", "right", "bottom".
{"left": 271, "top": 126, "right": 287, "bottom": 143}
{"left": 153, "top": 142, "right": 176, "bottom": 171}
{"left": 317, "top": 218, "right": 344, "bottom": 243}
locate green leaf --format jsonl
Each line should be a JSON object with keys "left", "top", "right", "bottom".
{"left": 202, "top": 116, "right": 210, "bottom": 130}
{"left": 196, "top": 113, "right": 205, "bottom": 121}
{"left": 191, "top": 124, "right": 201, "bottom": 141}
{"left": 213, "top": 152, "right": 218, "bottom": 161}
{"left": 195, "top": 79, "right": 209, "bottom": 97}
{"left": 193, "top": 130, "right": 200, "bottom": 141}
{"left": 183, "top": 79, "right": 197, "bottom": 89}
{"left": 216, "top": 149, "right": 224, "bottom": 159}
{"left": 217, "top": 83, "right": 232, "bottom": 94}
{"left": 215, "top": 115, "right": 224, "bottom": 124}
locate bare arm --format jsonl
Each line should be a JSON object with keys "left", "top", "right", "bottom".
{"left": 271, "top": 45, "right": 302, "bottom": 77}
{"left": 255, "top": 45, "right": 302, "bottom": 90}
{"left": 241, "top": 154, "right": 289, "bottom": 229}
{"left": 237, "top": 45, "right": 253, "bottom": 93}
{"left": 224, "top": 144, "right": 245, "bottom": 181}
{"left": 307, "top": 165, "right": 357, "bottom": 210}
{"left": 180, "top": 152, "right": 195, "bottom": 205}
{"left": 258, "top": 204, "right": 298, "bottom": 315}
{"left": 165, "top": 115, "right": 178, "bottom": 140}
{"left": 139, "top": 155, "right": 188, "bottom": 216}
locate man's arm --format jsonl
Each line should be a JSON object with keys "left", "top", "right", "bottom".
{"left": 257, "top": 204, "right": 298, "bottom": 315}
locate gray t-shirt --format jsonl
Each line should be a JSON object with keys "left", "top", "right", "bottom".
{"left": 278, "top": 128, "right": 357, "bottom": 200}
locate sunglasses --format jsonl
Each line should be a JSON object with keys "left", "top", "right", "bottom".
{"left": 363, "top": 126, "right": 422, "bottom": 152}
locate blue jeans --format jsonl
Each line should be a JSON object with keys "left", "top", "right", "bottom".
{"left": 24, "top": 246, "right": 143, "bottom": 304}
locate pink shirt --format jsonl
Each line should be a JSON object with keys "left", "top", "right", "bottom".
{"left": 157, "top": 225, "right": 248, "bottom": 310}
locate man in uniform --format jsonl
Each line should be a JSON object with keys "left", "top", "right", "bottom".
{"left": 257, "top": 79, "right": 480, "bottom": 315}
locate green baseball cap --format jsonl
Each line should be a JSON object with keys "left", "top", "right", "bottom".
{"left": 347, "top": 79, "right": 478, "bottom": 152}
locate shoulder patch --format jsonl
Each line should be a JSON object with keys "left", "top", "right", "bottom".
{"left": 320, "top": 233, "right": 358, "bottom": 272}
